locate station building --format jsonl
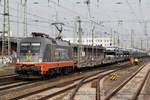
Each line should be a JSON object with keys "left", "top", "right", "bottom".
{"left": 63, "top": 37, "right": 113, "bottom": 47}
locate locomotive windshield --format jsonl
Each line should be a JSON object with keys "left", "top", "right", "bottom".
{"left": 20, "top": 42, "right": 40, "bottom": 54}
{"left": 106, "top": 52, "right": 115, "bottom": 55}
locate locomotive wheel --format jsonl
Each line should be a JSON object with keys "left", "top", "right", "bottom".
{"left": 68, "top": 66, "right": 74, "bottom": 73}
{"left": 45, "top": 69, "right": 55, "bottom": 78}
{"left": 63, "top": 67, "right": 69, "bottom": 75}
{"left": 41, "top": 75, "right": 47, "bottom": 80}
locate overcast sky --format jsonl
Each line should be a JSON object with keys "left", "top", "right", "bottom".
{"left": 0, "top": 0, "right": 150, "bottom": 49}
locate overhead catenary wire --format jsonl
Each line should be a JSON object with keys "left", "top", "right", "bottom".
{"left": 1, "top": 0, "right": 147, "bottom": 42}
{"left": 0, "top": 2, "right": 76, "bottom": 29}
{"left": 0, "top": 3, "right": 52, "bottom": 22}
{"left": 125, "top": 0, "right": 144, "bottom": 26}
{"left": 0, "top": 12, "right": 74, "bottom": 33}
{"left": 0, "top": 0, "right": 116, "bottom": 36}
{"left": 124, "top": 0, "right": 150, "bottom": 49}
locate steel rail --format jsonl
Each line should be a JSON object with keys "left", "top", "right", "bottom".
{"left": 131, "top": 69, "right": 150, "bottom": 100}
{"left": 0, "top": 74, "right": 17, "bottom": 82}
{"left": 104, "top": 63, "right": 147, "bottom": 100}
{"left": 68, "top": 77, "right": 86, "bottom": 100}
{"left": 10, "top": 69, "right": 108, "bottom": 100}
{"left": 56, "top": 68, "right": 121, "bottom": 100}
{"left": 0, "top": 81, "right": 34, "bottom": 91}
{"left": 0, "top": 74, "right": 16, "bottom": 78}
{"left": 0, "top": 80, "right": 21, "bottom": 86}
{"left": 68, "top": 63, "right": 135, "bottom": 100}
{"left": 9, "top": 61, "right": 138, "bottom": 100}
{"left": 68, "top": 68, "right": 123, "bottom": 100}
{"left": 96, "top": 78, "right": 101, "bottom": 100}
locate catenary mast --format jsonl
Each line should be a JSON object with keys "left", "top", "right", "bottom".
{"left": 2, "top": 0, "right": 11, "bottom": 62}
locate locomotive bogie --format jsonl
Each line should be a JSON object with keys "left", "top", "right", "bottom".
{"left": 15, "top": 61, "right": 74, "bottom": 76}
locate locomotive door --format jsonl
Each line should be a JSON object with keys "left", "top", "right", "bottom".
{"left": 51, "top": 45, "right": 55, "bottom": 62}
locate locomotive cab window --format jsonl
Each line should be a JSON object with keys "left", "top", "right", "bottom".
{"left": 31, "top": 43, "right": 41, "bottom": 53}
{"left": 21, "top": 43, "right": 30, "bottom": 46}
{"left": 20, "top": 42, "right": 41, "bottom": 54}
{"left": 20, "top": 43, "right": 30, "bottom": 53}
{"left": 31, "top": 43, "right": 40, "bottom": 46}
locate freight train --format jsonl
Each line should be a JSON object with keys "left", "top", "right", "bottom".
{"left": 15, "top": 33, "right": 148, "bottom": 78}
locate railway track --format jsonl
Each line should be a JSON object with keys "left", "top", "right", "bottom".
{"left": 0, "top": 74, "right": 16, "bottom": 78}
{"left": 66, "top": 63, "right": 146, "bottom": 100}
{"left": 131, "top": 69, "right": 150, "bottom": 100}
{"left": 24, "top": 61, "right": 147, "bottom": 100}
{"left": 0, "top": 74, "right": 17, "bottom": 83}
{"left": 0, "top": 81, "right": 36, "bottom": 92}
{"left": 103, "top": 63, "right": 150, "bottom": 100}
{"left": 0, "top": 80, "right": 21, "bottom": 87}
{"left": 8, "top": 61, "right": 136, "bottom": 100}
{"left": 9, "top": 69, "right": 112, "bottom": 100}
{"left": 0, "top": 62, "right": 127, "bottom": 90}
{"left": 0, "top": 59, "right": 148, "bottom": 100}
{"left": 67, "top": 69, "right": 120, "bottom": 100}
{"left": 0, "top": 74, "right": 17, "bottom": 80}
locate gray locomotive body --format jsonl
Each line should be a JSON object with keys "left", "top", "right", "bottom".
{"left": 15, "top": 34, "right": 74, "bottom": 77}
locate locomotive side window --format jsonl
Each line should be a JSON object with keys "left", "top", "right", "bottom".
{"left": 54, "top": 47, "right": 69, "bottom": 61}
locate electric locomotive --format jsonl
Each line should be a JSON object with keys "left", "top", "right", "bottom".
{"left": 15, "top": 33, "right": 74, "bottom": 78}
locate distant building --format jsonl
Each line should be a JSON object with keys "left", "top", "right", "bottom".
{"left": 63, "top": 37, "right": 113, "bottom": 47}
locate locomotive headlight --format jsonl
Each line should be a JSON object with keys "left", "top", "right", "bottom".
{"left": 39, "top": 58, "right": 42, "bottom": 63}
{"left": 15, "top": 66, "right": 21, "bottom": 71}
{"left": 17, "top": 59, "right": 19, "bottom": 63}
